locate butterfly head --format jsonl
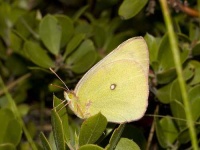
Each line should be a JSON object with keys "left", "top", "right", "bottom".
{"left": 64, "top": 91, "right": 77, "bottom": 102}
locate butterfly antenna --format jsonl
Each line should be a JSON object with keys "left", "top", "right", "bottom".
{"left": 50, "top": 84, "right": 68, "bottom": 91}
{"left": 49, "top": 68, "right": 69, "bottom": 91}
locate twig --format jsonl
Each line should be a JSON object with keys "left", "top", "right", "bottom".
{"left": 168, "top": 0, "right": 200, "bottom": 17}
{"left": 146, "top": 105, "right": 159, "bottom": 150}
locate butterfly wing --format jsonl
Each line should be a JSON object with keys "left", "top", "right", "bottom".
{"left": 75, "top": 60, "right": 148, "bottom": 123}
{"left": 78, "top": 37, "right": 148, "bottom": 85}
{"left": 68, "top": 37, "right": 149, "bottom": 123}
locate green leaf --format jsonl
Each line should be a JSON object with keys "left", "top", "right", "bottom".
{"left": 66, "top": 39, "right": 97, "bottom": 73}
{"left": 157, "top": 61, "right": 194, "bottom": 87}
{"left": 5, "top": 55, "right": 27, "bottom": 76}
{"left": 180, "top": 48, "right": 189, "bottom": 64}
{"left": 189, "top": 22, "right": 200, "bottom": 41}
{"left": 121, "top": 125, "right": 146, "bottom": 150}
{"left": 144, "top": 33, "right": 161, "bottom": 67}
{"left": 75, "top": 21, "right": 93, "bottom": 37}
{"left": 106, "top": 124, "right": 125, "bottom": 150}
{"left": 79, "top": 113, "right": 107, "bottom": 146}
{"left": 10, "top": 31, "right": 23, "bottom": 55}
{"left": 79, "top": 144, "right": 104, "bottom": 150}
{"left": 14, "top": 11, "right": 39, "bottom": 39}
{"left": 155, "top": 116, "right": 179, "bottom": 148}
{"left": 53, "top": 96, "right": 71, "bottom": 145}
{"left": 189, "top": 60, "right": 200, "bottom": 86}
{"left": 51, "top": 109, "right": 66, "bottom": 150}
{"left": 159, "top": 117, "right": 179, "bottom": 146}
{"left": 17, "top": 104, "right": 30, "bottom": 117}
{"left": 3, "top": 119, "right": 22, "bottom": 146}
{"left": 0, "top": 143, "right": 16, "bottom": 150}
{"left": 157, "top": 34, "right": 174, "bottom": 72}
{"left": 155, "top": 117, "right": 168, "bottom": 148}
{"left": 39, "top": 15, "right": 61, "bottom": 55}
{"left": 48, "top": 132, "right": 57, "bottom": 150}
{"left": 0, "top": 3, "right": 11, "bottom": 44}
{"left": 157, "top": 68, "right": 177, "bottom": 84}
{"left": 188, "top": 85, "right": 200, "bottom": 121}
{"left": 170, "top": 80, "right": 182, "bottom": 102}
{"left": 169, "top": 68, "right": 192, "bottom": 103}
{"left": 55, "top": 15, "right": 74, "bottom": 48}
{"left": 115, "top": 138, "right": 140, "bottom": 150}
{"left": 183, "top": 62, "right": 195, "bottom": 81}
{"left": 0, "top": 109, "right": 22, "bottom": 146}
{"left": 156, "top": 34, "right": 189, "bottom": 84}
{"left": 118, "top": 0, "right": 148, "bottom": 20}
{"left": 170, "top": 100, "right": 186, "bottom": 130}
{"left": 0, "top": 96, "right": 9, "bottom": 108}
{"left": 192, "top": 42, "right": 200, "bottom": 56}
{"left": 0, "top": 40, "right": 6, "bottom": 60}
{"left": 156, "top": 83, "right": 172, "bottom": 104}
{"left": 0, "top": 4, "right": 26, "bottom": 45}
{"left": 40, "top": 132, "right": 52, "bottom": 150}
{"left": 73, "top": 5, "right": 89, "bottom": 22}
{"left": 64, "top": 33, "right": 85, "bottom": 59}
{"left": 178, "top": 128, "right": 192, "bottom": 144}
{"left": 94, "top": 124, "right": 116, "bottom": 146}
{"left": 23, "top": 41, "right": 54, "bottom": 68}
{"left": 93, "top": 24, "right": 106, "bottom": 48}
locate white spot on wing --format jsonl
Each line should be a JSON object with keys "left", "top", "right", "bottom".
{"left": 110, "top": 84, "right": 117, "bottom": 90}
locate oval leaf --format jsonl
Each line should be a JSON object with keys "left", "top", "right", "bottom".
{"left": 118, "top": 0, "right": 148, "bottom": 19}
{"left": 23, "top": 41, "right": 54, "bottom": 68}
{"left": 3, "top": 119, "right": 22, "bottom": 146}
{"left": 66, "top": 39, "right": 97, "bottom": 73}
{"left": 51, "top": 109, "right": 65, "bottom": 150}
{"left": 55, "top": 15, "right": 74, "bottom": 48}
{"left": 192, "top": 42, "right": 200, "bottom": 56}
{"left": 157, "top": 34, "right": 174, "bottom": 73}
{"left": 0, "top": 143, "right": 15, "bottom": 150}
{"left": 64, "top": 33, "right": 85, "bottom": 59}
{"left": 121, "top": 125, "right": 146, "bottom": 149}
{"left": 115, "top": 138, "right": 140, "bottom": 150}
{"left": 156, "top": 83, "right": 172, "bottom": 104}
{"left": 155, "top": 117, "right": 168, "bottom": 148}
{"left": 0, "top": 109, "right": 21, "bottom": 146}
{"left": 188, "top": 85, "right": 200, "bottom": 121}
{"left": 79, "top": 113, "right": 107, "bottom": 146}
{"left": 53, "top": 95, "right": 71, "bottom": 144}
{"left": 170, "top": 100, "right": 187, "bottom": 130}
{"left": 39, "top": 15, "right": 61, "bottom": 55}
{"left": 189, "top": 60, "right": 200, "bottom": 86}
{"left": 144, "top": 33, "right": 161, "bottom": 67}
{"left": 178, "top": 128, "right": 192, "bottom": 144}
{"left": 159, "top": 117, "right": 179, "bottom": 146}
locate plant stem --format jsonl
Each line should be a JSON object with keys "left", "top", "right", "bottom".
{"left": 159, "top": 0, "right": 198, "bottom": 149}
{"left": 0, "top": 76, "right": 38, "bottom": 150}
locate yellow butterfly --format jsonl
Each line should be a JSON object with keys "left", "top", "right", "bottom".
{"left": 55, "top": 37, "right": 149, "bottom": 123}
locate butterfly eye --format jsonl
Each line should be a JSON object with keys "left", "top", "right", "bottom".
{"left": 110, "top": 84, "right": 117, "bottom": 90}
